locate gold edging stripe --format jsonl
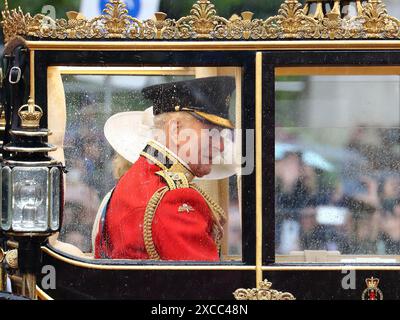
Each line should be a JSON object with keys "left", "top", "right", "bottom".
{"left": 262, "top": 266, "right": 400, "bottom": 271}
{"left": 42, "top": 248, "right": 400, "bottom": 272}
{"left": 193, "top": 111, "right": 235, "bottom": 129}
{"left": 25, "top": 40, "right": 400, "bottom": 51}
{"left": 55, "top": 66, "right": 196, "bottom": 75}
{"left": 41, "top": 246, "right": 255, "bottom": 271}
{"left": 30, "top": 50, "right": 35, "bottom": 100}
{"left": 276, "top": 66, "right": 400, "bottom": 76}
{"left": 255, "top": 52, "right": 263, "bottom": 288}
{"left": 36, "top": 286, "right": 53, "bottom": 300}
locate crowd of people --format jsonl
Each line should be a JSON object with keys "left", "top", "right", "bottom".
{"left": 58, "top": 95, "right": 115, "bottom": 253}
{"left": 276, "top": 127, "right": 400, "bottom": 256}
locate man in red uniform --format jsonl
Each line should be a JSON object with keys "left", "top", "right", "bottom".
{"left": 95, "top": 76, "right": 236, "bottom": 261}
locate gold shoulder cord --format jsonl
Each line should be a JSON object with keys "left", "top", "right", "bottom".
{"left": 143, "top": 186, "right": 169, "bottom": 260}
{"left": 143, "top": 171, "right": 227, "bottom": 259}
{"left": 143, "top": 171, "right": 190, "bottom": 259}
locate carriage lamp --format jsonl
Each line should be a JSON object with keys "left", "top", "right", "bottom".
{"left": 1, "top": 97, "right": 63, "bottom": 236}
{"left": 1, "top": 165, "right": 62, "bottom": 234}
{"left": 1, "top": 97, "right": 64, "bottom": 299}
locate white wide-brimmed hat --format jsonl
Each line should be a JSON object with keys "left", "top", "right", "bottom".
{"left": 104, "top": 108, "right": 240, "bottom": 180}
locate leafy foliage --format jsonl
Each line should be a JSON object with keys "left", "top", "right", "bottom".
{"left": 160, "top": 0, "right": 283, "bottom": 19}
{"left": 3, "top": 0, "right": 283, "bottom": 19}
{"left": 4, "top": 0, "right": 80, "bottom": 18}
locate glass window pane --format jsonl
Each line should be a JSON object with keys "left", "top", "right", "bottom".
{"left": 275, "top": 67, "right": 400, "bottom": 263}
{"left": 48, "top": 67, "right": 243, "bottom": 263}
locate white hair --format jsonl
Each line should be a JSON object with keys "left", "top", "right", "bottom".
{"left": 153, "top": 111, "right": 195, "bottom": 130}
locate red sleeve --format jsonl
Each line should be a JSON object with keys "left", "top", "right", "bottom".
{"left": 152, "top": 188, "right": 219, "bottom": 261}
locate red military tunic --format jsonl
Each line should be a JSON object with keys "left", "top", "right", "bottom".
{"left": 95, "top": 141, "right": 224, "bottom": 261}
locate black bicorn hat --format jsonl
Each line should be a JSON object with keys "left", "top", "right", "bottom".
{"left": 141, "top": 76, "right": 236, "bottom": 129}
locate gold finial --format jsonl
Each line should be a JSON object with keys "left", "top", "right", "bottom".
{"left": 18, "top": 98, "right": 43, "bottom": 129}
{"left": 4, "top": 0, "right": 8, "bottom": 12}
{"left": 190, "top": 0, "right": 217, "bottom": 37}
{"left": 103, "top": 0, "right": 129, "bottom": 38}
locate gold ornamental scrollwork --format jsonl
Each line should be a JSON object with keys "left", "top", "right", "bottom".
{"left": 233, "top": 279, "right": 296, "bottom": 300}
{"left": 362, "top": 0, "right": 400, "bottom": 38}
{"left": 2, "top": 0, "right": 400, "bottom": 42}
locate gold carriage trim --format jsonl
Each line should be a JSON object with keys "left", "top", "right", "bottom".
{"left": 233, "top": 279, "right": 296, "bottom": 300}
{"left": 2, "top": 0, "right": 400, "bottom": 43}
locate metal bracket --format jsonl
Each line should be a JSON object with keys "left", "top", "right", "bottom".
{"left": 8, "top": 66, "right": 22, "bottom": 84}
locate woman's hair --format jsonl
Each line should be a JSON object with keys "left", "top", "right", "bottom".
{"left": 112, "top": 153, "right": 133, "bottom": 180}
{"left": 153, "top": 111, "right": 194, "bottom": 129}
{"left": 112, "top": 112, "right": 196, "bottom": 179}
{"left": 152, "top": 111, "right": 196, "bottom": 145}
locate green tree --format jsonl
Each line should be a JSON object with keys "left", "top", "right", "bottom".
{"left": 4, "top": 0, "right": 283, "bottom": 19}
{"left": 160, "top": 0, "right": 283, "bottom": 19}
{"left": 4, "top": 0, "right": 80, "bottom": 18}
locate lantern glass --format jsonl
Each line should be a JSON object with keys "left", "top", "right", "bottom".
{"left": 50, "top": 167, "right": 61, "bottom": 231}
{"left": 1, "top": 167, "right": 12, "bottom": 231}
{"left": 11, "top": 167, "right": 49, "bottom": 232}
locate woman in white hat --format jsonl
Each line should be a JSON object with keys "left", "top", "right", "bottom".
{"left": 94, "top": 77, "right": 239, "bottom": 261}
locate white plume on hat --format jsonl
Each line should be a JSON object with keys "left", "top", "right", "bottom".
{"left": 104, "top": 108, "right": 240, "bottom": 180}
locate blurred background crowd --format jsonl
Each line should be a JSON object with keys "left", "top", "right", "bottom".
{"left": 276, "top": 90, "right": 400, "bottom": 257}
{"left": 58, "top": 93, "right": 114, "bottom": 252}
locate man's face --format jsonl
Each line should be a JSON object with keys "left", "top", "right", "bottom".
{"left": 173, "top": 114, "right": 227, "bottom": 178}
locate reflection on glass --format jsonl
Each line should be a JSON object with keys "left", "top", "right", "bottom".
{"left": 12, "top": 168, "right": 48, "bottom": 232}
{"left": 50, "top": 68, "right": 242, "bottom": 262}
{"left": 275, "top": 70, "right": 400, "bottom": 263}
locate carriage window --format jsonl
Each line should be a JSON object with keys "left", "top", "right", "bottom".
{"left": 275, "top": 67, "right": 400, "bottom": 263}
{"left": 47, "top": 66, "right": 243, "bottom": 262}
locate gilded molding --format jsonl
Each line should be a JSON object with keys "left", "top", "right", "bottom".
{"left": 2, "top": 0, "right": 400, "bottom": 43}
{"left": 233, "top": 279, "right": 296, "bottom": 300}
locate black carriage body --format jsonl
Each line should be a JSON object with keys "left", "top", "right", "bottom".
{"left": 29, "top": 47, "right": 400, "bottom": 300}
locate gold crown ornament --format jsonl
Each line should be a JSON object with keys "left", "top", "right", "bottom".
{"left": 17, "top": 98, "right": 43, "bottom": 129}
{"left": 366, "top": 277, "right": 380, "bottom": 289}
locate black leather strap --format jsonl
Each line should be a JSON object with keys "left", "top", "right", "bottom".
{"left": 4, "top": 44, "right": 29, "bottom": 131}
{"left": 0, "top": 44, "right": 29, "bottom": 158}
